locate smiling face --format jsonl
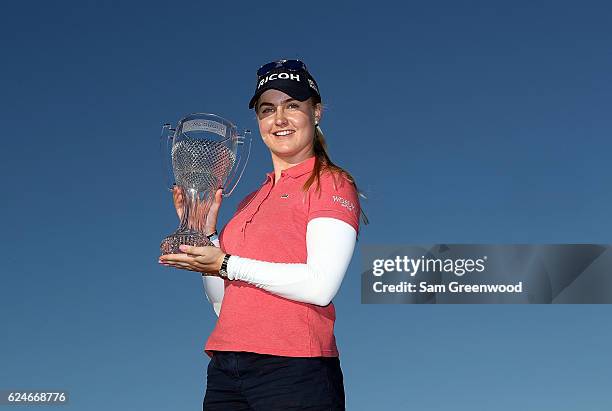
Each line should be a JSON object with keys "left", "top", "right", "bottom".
{"left": 255, "top": 89, "right": 322, "bottom": 166}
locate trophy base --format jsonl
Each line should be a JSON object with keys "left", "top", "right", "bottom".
{"left": 160, "top": 230, "right": 213, "bottom": 255}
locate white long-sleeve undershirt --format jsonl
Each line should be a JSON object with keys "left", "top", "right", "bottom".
{"left": 202, "top": 237, "right": 224, "bottom": 316}
{"left": 202, "top": 217, "right": 357, "bottom": 316}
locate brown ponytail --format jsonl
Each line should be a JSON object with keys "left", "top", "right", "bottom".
{"left": 303, "top": 124, "right": 369, "bottom": 226}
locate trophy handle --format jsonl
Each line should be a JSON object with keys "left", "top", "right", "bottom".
{"left": 222, "top": 129, "right": 252, "bottom": 197}
{"left": 160, "top": 123, "right": 176, "bottom": 191}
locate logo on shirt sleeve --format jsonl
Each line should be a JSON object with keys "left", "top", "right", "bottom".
{"left": 332, "top": 195, "right": 356, "bottom": 212}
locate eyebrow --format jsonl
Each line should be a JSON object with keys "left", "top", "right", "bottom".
{"left": 258, "top": 98, "right": 297, "bottom": 108}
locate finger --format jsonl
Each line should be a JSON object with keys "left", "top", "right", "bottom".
{"left": 178, "top": 244, "right": 208, "bottom": 255}
{"left": 208, "top": 189, "right": 223, "bottom": 213}
{"left": 164, "top": 261, "right": 199, "bottom": 271}
{"left": 172, "top": 258, "right": 208, "bottom": 271}
{"left": 160, "top": 253, "right": 195, "bottom": 264}
{"left": 173, "top": 186, "right": 185, "bottom": 219}
{"left": 166, "top": 247, "right": 207, "bottom": 261}
{"left": 173, "top": 261, "right": 196, "bottom": 270}
{"left": 161, "top": 259, "right": 197, "bottom": 269}
{"left": 205, "top": 189, "right": 223, "bottom": 232}
{"left": 173, "top": 185, "right": 183, "bottom": 202}
{"left": 159, "top": 260, "right": 182, "bottom": 268}
{"left": 214, "top": 188, "right": 223, "bottom": 206}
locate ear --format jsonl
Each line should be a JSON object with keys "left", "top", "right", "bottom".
{"left": 313, "top": 102, "right": 323, "bottom": 124}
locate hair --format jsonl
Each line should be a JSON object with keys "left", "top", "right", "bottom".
{"left": 303, "top": 101, "right": 369, "bottom": 226}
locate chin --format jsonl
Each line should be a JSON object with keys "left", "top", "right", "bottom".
{"left": 268, "top": 141, "right": 296, "bottom": 152}
{"left": 272, "top": 148, "right": 298, "bottom": 157}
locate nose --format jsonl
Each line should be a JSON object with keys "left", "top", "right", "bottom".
{"left": 274, "top": 107, "right": 288, "bottom": 126}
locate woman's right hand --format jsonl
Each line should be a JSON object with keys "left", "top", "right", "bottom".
{"left": 173, "top": 186, "right": 224, "bottom": 235}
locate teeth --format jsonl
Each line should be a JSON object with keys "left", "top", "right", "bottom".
{"left": 274, "top": 130, "right": 294, "bottom": 136}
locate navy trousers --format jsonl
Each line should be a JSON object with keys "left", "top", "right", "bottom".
{"left": 203, "top": 351, "right": 346, "bottom": 410}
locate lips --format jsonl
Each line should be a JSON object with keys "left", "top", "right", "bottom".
{"left": 273, "top": 130, "right": 295, "bottom": 137}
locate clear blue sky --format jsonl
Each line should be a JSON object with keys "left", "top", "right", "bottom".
{"left": 1, "top": 1, "right": 611, "bottom": 410}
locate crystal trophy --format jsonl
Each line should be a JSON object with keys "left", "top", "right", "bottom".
{"left": 160, "top": 113, "right": 251, "bottom": 255}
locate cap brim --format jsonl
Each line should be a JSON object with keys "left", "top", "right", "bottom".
{"left": 249, "top": 80, "right": 312, "bottom": 109}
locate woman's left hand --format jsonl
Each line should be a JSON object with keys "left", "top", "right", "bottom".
{"left": 159, "top": 245, "right": 225, "bottom": 275}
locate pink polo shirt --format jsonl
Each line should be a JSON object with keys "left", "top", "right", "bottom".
{"left": 204, "top": 156, "right": 360, "bottom": 358}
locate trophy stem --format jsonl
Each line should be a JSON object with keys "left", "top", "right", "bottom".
{"left": 160, "top": 187, "right": 214, "bottom": 255}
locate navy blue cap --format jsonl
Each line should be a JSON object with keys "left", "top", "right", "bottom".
{"left": 249, "top": 68, "right": 321, "bottom": 109}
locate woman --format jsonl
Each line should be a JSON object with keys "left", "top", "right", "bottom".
{"left": 160, "top": 59, "right": 365, "bottom": 410}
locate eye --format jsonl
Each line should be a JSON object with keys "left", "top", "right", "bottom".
{"left": 287, "top": 103, "right": 300, "bottom": 109}
{"left": 260, "top": 107, "right": 274, "bottom": 114}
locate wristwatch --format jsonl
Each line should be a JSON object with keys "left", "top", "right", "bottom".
{"left": 206, "top": 230, "right": 219, "bottom": 242}
{"left": 219, "top": 253, "right": 232, "bottom": 278}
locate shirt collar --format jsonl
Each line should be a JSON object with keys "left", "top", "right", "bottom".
{"left": 264, "top": 156, "right": 316, "bottom": 182}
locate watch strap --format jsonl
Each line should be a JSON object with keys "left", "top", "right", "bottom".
{"left": 219, "top": 253, "right": 232, "bottom": 278}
